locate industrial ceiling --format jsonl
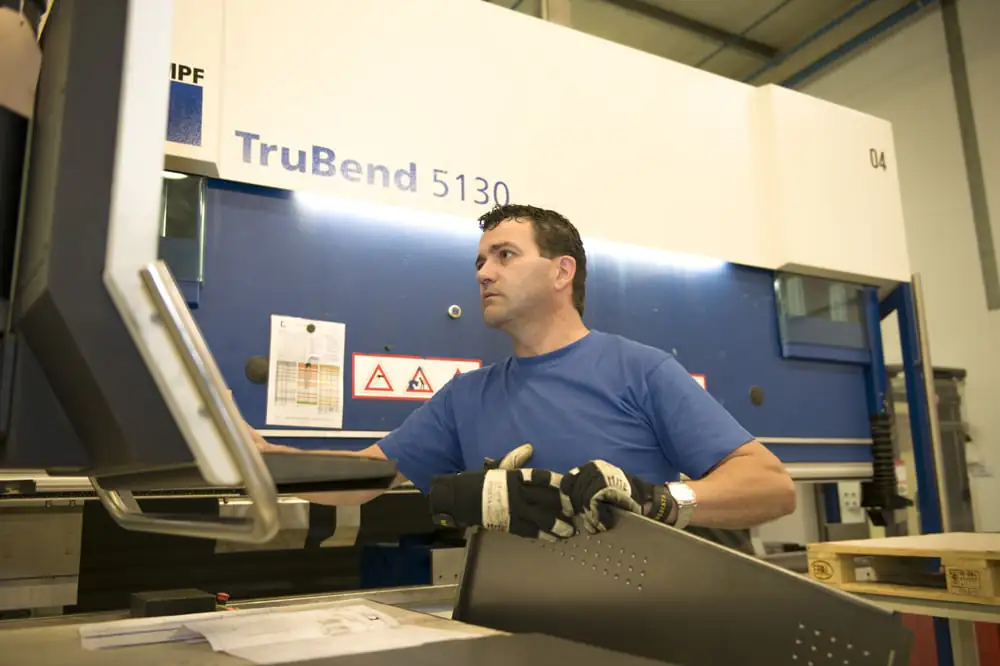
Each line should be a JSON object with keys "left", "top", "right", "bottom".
{"left": 492, "top": 0, "right": 938, "bottom": 88}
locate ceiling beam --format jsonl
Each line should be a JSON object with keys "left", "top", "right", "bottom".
{"left": 601, "top": 0, "right": 779, "bottom": 59}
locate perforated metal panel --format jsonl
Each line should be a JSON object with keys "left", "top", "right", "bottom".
{"left": 454, "top": 510, "right": 913, "bottom": 666}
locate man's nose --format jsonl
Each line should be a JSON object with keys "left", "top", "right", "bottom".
{"left": 477, "top": 263, "right": 496, "bottom": 285}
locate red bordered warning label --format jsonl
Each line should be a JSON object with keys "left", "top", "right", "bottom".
{"left": 406, "top": 367, "right": 434, "bottom": 394}
{"left": 353, "top": 353, "right": 481, "bottom": 401}
{"left": 364, "top": 364, "right": 394, "bottom": 393}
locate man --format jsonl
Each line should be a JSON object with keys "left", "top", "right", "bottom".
{"left": 253, "top": 204, "right": 795, "bottom": 540}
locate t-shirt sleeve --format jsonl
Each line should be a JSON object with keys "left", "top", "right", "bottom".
{"left": 375, "top": 381, "right": 464, "bottom": 493}
{"left": 643, "top": 356, "right": 755, "bottom": 480}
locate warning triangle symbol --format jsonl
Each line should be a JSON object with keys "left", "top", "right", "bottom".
{"left": 364, "top": 364, "right": 394, "bottom": 392}
{"left": 406, "top": 366, "right": 434, "bottom": 393}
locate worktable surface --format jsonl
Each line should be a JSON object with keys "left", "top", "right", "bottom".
{"left": 0, "top": 593, "right": 496, "bottom": 666}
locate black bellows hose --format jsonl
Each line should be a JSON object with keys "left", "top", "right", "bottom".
{"left": 862, "top": 413, "right": 913, "bottom": 526}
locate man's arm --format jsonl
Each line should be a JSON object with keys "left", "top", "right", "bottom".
{"left": 669, "top": 439, "right": 795, "bottom": 530}
{"left": 645, "top": 357, "right": 796, "bottom": 529}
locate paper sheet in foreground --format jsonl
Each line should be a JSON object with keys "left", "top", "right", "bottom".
{"left": 183, "top": 604, "right": 477, "bottom": 664}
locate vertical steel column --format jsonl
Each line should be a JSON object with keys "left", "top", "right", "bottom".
{"left": 880, "top": 281, "right": 946, "bottom": 533}
{"left": 911, "top": 275, "right": 952, "bottom": 531}
{"left": 880, "top": 277, "right": 953, "bottom": 666}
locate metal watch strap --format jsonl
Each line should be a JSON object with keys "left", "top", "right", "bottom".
{"left": 667, "top": 481, "right": 697, "bottom": 529}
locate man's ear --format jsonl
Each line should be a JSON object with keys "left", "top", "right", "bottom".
{"left": 554, "top": 256, "right": 576, "bottom": 289}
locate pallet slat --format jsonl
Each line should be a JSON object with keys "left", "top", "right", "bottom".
{"left": 807, "top": 532, "right": 1000, "bottom": 606}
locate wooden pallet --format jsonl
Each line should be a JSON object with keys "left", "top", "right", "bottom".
{"left": 806, "top": 532, "right": 1000, "bottom": 606}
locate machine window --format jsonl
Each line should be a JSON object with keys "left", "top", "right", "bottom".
{"left": 157, "top": 173, "right": 206, "bottom": 303}
{"left": 160, "top": 172, "right": 204, "bottom": 241}
{"left": 775, "top": 273, "right": 870, "bottom": 363}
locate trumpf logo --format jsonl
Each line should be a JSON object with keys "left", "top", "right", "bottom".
{"left": 167, "top": 62, "right": 205, "bottom": 147}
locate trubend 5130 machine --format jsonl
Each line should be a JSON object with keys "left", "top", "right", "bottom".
{"left": 0, "top": 1, "right": 914, "bottom": 664}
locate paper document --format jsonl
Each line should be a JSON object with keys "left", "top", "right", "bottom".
{"left": 266, "top": 314, "right": 346, "bottom": 429}
{"left": 79, "top": 602, "right": 478, "bottom": 663}
{"left": 222, "top": 626, "right": 476, "bottom": 664}
{"left": 79, "top": 609, "right": 218, "bottom": 650}
{"left": 183, "top": 604, "right": 477, "bottom": 664}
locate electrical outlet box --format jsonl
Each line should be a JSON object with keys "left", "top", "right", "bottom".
{"left": 837, "top": 481, "right": 865, "bottom": 524}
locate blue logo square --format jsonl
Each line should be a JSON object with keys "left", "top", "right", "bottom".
{"left": 167, "top": 80, "right": 203, "bottom": 147}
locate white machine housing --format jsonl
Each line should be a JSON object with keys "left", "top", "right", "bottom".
{"left": 166, "top": 0, "right": 910, "bottom": 288}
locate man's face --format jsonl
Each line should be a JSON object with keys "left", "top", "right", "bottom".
{"left": 475, "top": 219, "right": 561, "bottom": 329}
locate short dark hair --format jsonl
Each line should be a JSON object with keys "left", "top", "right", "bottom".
{"left": 477, "top": 204, "right": 587, "bottom": 317}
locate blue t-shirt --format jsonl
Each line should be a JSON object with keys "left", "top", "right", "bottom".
{"left": 377, "top": 330, "right": 754, "bottom": 493}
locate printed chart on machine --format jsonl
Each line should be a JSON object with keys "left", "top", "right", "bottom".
{"left": 266, "top": 315, "right": 346, "bottom": 428}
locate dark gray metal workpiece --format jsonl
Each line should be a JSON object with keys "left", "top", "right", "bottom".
{"left": 455, "top": 509, "right": 913, "bottom": 666}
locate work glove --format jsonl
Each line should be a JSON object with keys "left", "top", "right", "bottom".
{"left": 483, "top": 443, "right": 534, "bottom": 470}
{"left": 560, "top": 460, "right": 673, "bottom": 534}
{"left": 428, "top": 468, "right": 576, "bottom": 542}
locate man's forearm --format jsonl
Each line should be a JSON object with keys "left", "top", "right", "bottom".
{"left": 676, "top": 445, "right": 796, "bottom": 529}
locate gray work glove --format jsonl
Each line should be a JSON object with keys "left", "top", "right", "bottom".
{"left": 429, "top": 467, "right": 576, "bottom": 542}
{"left": 483, "top": 443, "right": 534, "bottom": 470}
{"left": 560, "top": 460, "right": 672, "bottom": 533}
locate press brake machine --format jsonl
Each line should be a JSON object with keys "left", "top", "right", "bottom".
{"left": 0, "top": 0, "right": 944, "bottom": 664}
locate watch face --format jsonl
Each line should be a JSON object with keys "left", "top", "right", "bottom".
{"left": 671, "top": 483, "right": 696, "bottom": 504}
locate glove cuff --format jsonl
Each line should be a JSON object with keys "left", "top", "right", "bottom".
{"left": 648, "top": 484, "right": 675, "bottom": 523}
{"left": 429, "top": 472, "right": 487, "bottom": 528}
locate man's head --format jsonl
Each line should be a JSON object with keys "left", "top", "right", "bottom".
{"left": 475, "top": 204, "right": 587, "bottom": 330}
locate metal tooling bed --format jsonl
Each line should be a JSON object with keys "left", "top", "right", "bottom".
{"left": 0, "top": 508, "right": 914, "bottom": 666}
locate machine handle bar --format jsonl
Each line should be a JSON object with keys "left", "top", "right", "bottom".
{"left": 91, "top": 260, "right": 280, "bottom": 543}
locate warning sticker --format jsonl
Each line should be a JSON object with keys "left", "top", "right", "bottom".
{"left": 353, "top": 353, "right": 481, "bottom": 401}
{"left": 364, "top": 364, "right": 394, "bottom": 393}
{"left": 407, "top": 367, "right": 434, "bottom": 394}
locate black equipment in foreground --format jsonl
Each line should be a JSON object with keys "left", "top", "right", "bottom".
{"left": 454, "top": 509, "right": 913, "bottom": 666}
{"left": 0, "top": 0, "right": 397, "bottom": 544}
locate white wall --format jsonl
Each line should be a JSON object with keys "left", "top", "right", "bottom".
{"left": 802, "top": 0, "right": 1000, "bottom": 532}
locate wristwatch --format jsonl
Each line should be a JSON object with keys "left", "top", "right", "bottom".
{"left": 666, "top": 482, "right": 697, "bottom": 529}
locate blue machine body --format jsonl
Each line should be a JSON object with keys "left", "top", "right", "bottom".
{"left": 191, "top": 181, "right": 874, "bottom": 468}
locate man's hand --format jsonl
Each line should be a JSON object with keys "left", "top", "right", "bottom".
{"left": 245, "top": 423, "right": 297, "bottom": 453}
{"left": 483, "top": 443, "right": 534, "bottom": 470}
{"left": 560, "top": 460, "right": 671, "bottom": 533}
{"left": 429, "top": 468, "right": 575, "bottom": 542}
